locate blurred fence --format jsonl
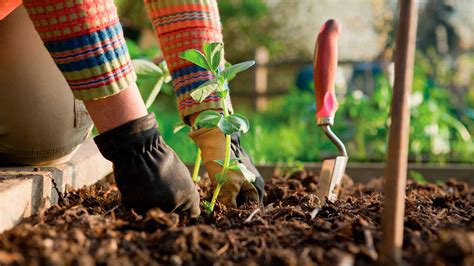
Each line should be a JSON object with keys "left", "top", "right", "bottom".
{"left": 238, "top": 46, "right": 383, "bottom": 112}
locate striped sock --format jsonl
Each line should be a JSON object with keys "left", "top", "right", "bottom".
{"left": 144, "top": 0, "right": 232, "bottom": 121}
{"left": 24, "top": 0, "right": 136, "bottom": 101}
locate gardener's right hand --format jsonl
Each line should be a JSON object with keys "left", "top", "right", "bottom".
{"left": 94, "top": 113, "right": 200, "bottom": 218}
{"left": 190, "top": 127, "right": 265, "bottom": 208}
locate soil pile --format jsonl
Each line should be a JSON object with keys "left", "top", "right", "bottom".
{"left": 0, "top": 172, "right": 472, "bottom": 265}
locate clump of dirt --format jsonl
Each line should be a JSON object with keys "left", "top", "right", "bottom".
{"left": 0, "top": 171, "right": 472, "bottom": 266}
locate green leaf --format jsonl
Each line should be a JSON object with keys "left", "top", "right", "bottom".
{"left": 238, "top": 163, "right": 256, "bottom": 183}
{"left": 173, "top": 121, "right": 187, "bottom": 134}
{"left": 218, "top": 116, "right": 240, "bottom": 135}
{"left": 158, "top": 61, "right": 172, "bottom": 83}
{"left": 224, "top": 61, "right": 232, "bottom": 68}
{"left": 216, "top": 89, "right": 228, "bottom": 100}
{"left": 227, "top": 114, "right": 250, "bottom": 133}
{"left": 215, "top": 173, "right": 229, "bottom": 184}
{"left": 409, "top": 170, "right": 427, "bottom": 185}
{"left": 202, "top": 200, "right": 213, "bottom": 214}
{"left": 216, "top": 114, "right": 250, "bottom": 135}
{"left": 203, "top": 42, "right": 223, "bottom": 72}
{"left": 136, "top": 78, "right": 155, "bottom": 96}
{"left": 190, "top": 80, "right": 218, "bottom": 103}
{"left": 194, "top": 110, "right": 222, "bottom": 128}
{"left": 222, "top": 61, "right": 255, "bottom": 81}
{"left": 218, "top": 75, "right": 226, "bottom": 84}
{"left": 126, "top": 39, "right": 142, "bottom": 59}
{"left": 132, "top": 59, "right": 163, "bottom": 78}
{"left": 145, "top": 78, "right": 164, "bottom": 109}
{"left": 213, "top": 158, "right": 242, "bottom": 167}
{"left": 179, "top": 49, "right": 210, "bottom": 70}
{"left": 228, "top": 163, "right": 241, "bottom": 171}
{"left": 440, "top": 113, "right": 471, "bottom": 141}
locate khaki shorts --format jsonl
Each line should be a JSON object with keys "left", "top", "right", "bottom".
{"left": 0, "top": 6, "right": 93, "bottom": 166}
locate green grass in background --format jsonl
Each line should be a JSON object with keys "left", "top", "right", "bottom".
{"left": 145, "top": 78, "right": 473, "bottom": 164}
{"left": 130, "top": 39, "right": 473, "bottom": 164}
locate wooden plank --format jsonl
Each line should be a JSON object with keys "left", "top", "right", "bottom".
{"left": 0, "top": 138, "right": 112, "bottom": 233}
{"left": 186, "top": 163, "right": 474, "bottom": 185}
{"left": 381, "top": 0, "right": 419, "bottom": 264}
{"left": 266, "top": 59, "right": 354, "bottom": 67}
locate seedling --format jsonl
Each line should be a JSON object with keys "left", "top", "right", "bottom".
{"left": 180, "top": 42, "right": 256, "bottom": 214}
{"left": 132, "top": 59, "right": 172, "bottom": 109}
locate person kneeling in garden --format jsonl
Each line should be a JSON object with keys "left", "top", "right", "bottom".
{"left": 0, "top": 0, "right": 264, "bottom": 217}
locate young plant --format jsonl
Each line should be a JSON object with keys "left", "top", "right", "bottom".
{"left": 132, "top": 59, "right": 172, "bottom": 108}
{"left": 180, "top": 42, "right": 256, "bottom": 213}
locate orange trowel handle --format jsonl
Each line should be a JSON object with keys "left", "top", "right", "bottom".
{"left": 313, "top": 19, "right": 341, "bottom": 126}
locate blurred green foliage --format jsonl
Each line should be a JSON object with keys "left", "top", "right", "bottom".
{"left": 126, "top": 39, "right": 159, "bottom": 60}
{"left": 245, "top": 48, "right": 473, "bottom": 164}
{"left": 141, "top": 64, "right": 473, "bottom": 164}
{"left": 115, "top": 0, "right": 276, "bottom": 61}
{"left": 116, "top": 0, "right": 472, "bottom": 165}
{"left": 238, "top": 59, "right": 473, "bottom": 164}
{"left": 409, "top": 171, "right": 428, "bottom": 185}
{"left": 216, "top": 0, "right": 279, "bottom": 61}
{"left": 128, "top": 32, "right": 473, "bottom": 164}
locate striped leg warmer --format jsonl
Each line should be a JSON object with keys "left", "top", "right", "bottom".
{"left": 23, "top": 0, "right": 136, "bottom": 101}
{"left": 144, "top": 0, "right": 232, "bottom": 121}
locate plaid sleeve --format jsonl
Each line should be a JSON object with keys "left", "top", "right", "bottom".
{"left": 23, "top": 0, "right": 136, "bottom": 101}
{"left": 144, "top": 0, "right": 231, "bottom": 120}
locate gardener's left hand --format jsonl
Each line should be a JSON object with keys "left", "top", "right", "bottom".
{"left": 190, "top": 127, "right": 265, "bottom": 207}
{"left": 95, "top": 113, "right": 201, "bottom": 217}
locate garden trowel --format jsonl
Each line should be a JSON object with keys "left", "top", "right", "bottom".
{"left": 313, "top": 19, "right": 348, "bottom": 204}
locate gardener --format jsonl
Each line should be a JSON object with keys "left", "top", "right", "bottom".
{"left": 0, "top": 0, "right": 264, "bottom": 217}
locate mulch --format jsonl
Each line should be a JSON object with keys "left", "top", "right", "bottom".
{"left": 0, "top": 171, "right": 472, "bottom": 266}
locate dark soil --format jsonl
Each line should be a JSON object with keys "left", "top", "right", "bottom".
{"left": 0, "top": 171, "right": 472, "bottom": 266}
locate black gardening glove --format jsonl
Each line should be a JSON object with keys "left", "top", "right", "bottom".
{"left": 94, "top": 113, "right": 200, "bottom": 217}
{"left": 231, "top": 132, "right": 265, "bottom": 205}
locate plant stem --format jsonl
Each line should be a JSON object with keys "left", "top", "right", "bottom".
{"left": 222, "top": 94, "right": 229, "bottom": 116}
{"left": 222, "top": 135, "right": 231, "bottom": 177}
{"left": 208, "top": 84, "right": 232, "bottom": 212}
{"left": 219, "top": 91, "right": 232, "bottom": 185}
{"left": 145, "top": 77, "right": 163, "bottom": 109}
{"left": 191, "top": 148, "right": 202, "bottom": 182}
{"left": 209, "top": 183, "right": 223, "bottom": 212}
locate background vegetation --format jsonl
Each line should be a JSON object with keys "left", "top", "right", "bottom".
{"left": 121, "top": 0, "right": 473, "bottom": 164}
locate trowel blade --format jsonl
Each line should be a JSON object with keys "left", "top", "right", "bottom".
{"left": 316, "top": 156, "right": 348, "bottom": 204}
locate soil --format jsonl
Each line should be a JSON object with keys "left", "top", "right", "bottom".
{"left": 0, "top": 171, "right": 472, "bottom": 266}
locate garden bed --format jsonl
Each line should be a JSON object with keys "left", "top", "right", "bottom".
{"left": 0, "top": 171, "right": 472, "bottom": 265}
